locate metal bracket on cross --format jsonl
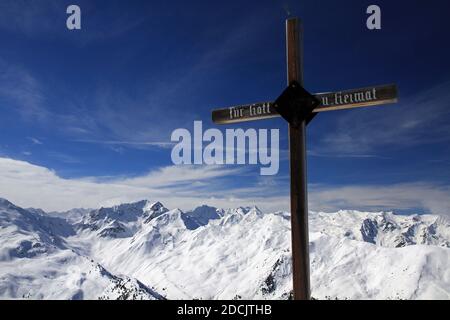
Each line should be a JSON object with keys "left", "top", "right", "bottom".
{"left": 273, "top": 81, "right": 321, "bottom": 128}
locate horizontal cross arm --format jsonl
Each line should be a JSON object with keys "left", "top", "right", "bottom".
{"left": 212, "top": 83, "right": 398, "bottom": 125}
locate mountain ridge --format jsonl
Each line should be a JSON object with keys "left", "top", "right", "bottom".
{"left": 0, "top": 198, "right": 449, "bottom": 300}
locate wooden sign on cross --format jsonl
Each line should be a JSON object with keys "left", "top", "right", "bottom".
{"left": 211, "top": 18, "right": 398, "bottom": 300}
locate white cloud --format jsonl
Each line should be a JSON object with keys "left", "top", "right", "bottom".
{"left": 72, "top": 139, "right": 175, "bottom": 150}
{"left": 28, "top": 137, "right": 43, "bottom": 145}
{"left": 309, "top": 183, "right": 450, "bottom": 216}
{"left": 0, "top": 157, "right": 449, "bottom": 217}
{"left": 0, "top": 157, "right": 287, "bottom": 212}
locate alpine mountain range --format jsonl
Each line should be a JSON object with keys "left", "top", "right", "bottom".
{"left": 0, "top": 197, "right": 449, "bottom": 300}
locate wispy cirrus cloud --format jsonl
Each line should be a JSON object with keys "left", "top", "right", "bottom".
{"left": 73, "top": 139, "right": 175, "bottom": 150}
{"left": 0, "top": 4, "right": 276, "bottom": 149}
{"left": 0, "top": 0, "right": 61, "bottom": 36}
{"left": 79, "top": 12, "right": 274, "bottom": 145}
{"left": 0, "top": 59, "right": 49, "bottom": 122}
{"left": 312, "top": 82, "right": 450, "bottom": 155}
{"left": 0, "top": 10, "right": 272, "bottom": 146}
{"left": 308, "top": 149, "right": 391, "bottom": 160}
{"left": 0, "top": 59, "right": 102, "bottom": 139}
{"left": 0, "top": 0, "right": 148, "bottom": 44}
{"left": 28, "top": 137, "right": 43, "bottom": 145}
{"left": 47, "top": 151, "right": 82, "bottom": 164}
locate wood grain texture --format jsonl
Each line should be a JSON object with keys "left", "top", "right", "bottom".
{"left": 286, "top": 18, "right": 311, "bottom": 301}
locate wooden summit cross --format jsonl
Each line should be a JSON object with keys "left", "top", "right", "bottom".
{"left": 211, "top": 18, "right": 398, "bottom": 300}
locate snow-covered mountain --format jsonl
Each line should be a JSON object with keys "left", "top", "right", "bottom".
{"left": 0, "top": 197, "right": 449, "bottom": 300}
{"left": 0, "top": 198, "right": 163, "bottom": 300}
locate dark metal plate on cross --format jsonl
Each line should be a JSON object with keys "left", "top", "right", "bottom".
{"left": 273, "top": 81, "right": 321, "bottom": 127}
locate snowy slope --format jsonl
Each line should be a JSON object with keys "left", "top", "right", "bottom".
{"left": 0, "top": 197, "right": 449, "bottom": 300}
{"left": 82, "top": 206, "right": 293, "bottom": 299}
{"left": 0, "top": 198, "right": 163, "bottom": 300}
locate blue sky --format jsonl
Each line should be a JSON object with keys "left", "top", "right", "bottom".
{"left": 0, "top": 0, "right": 450, "bottom": 214}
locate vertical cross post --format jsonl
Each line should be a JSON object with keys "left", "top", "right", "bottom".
{"left": 286, "top": 18, "right": 311, "bottom": 300}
